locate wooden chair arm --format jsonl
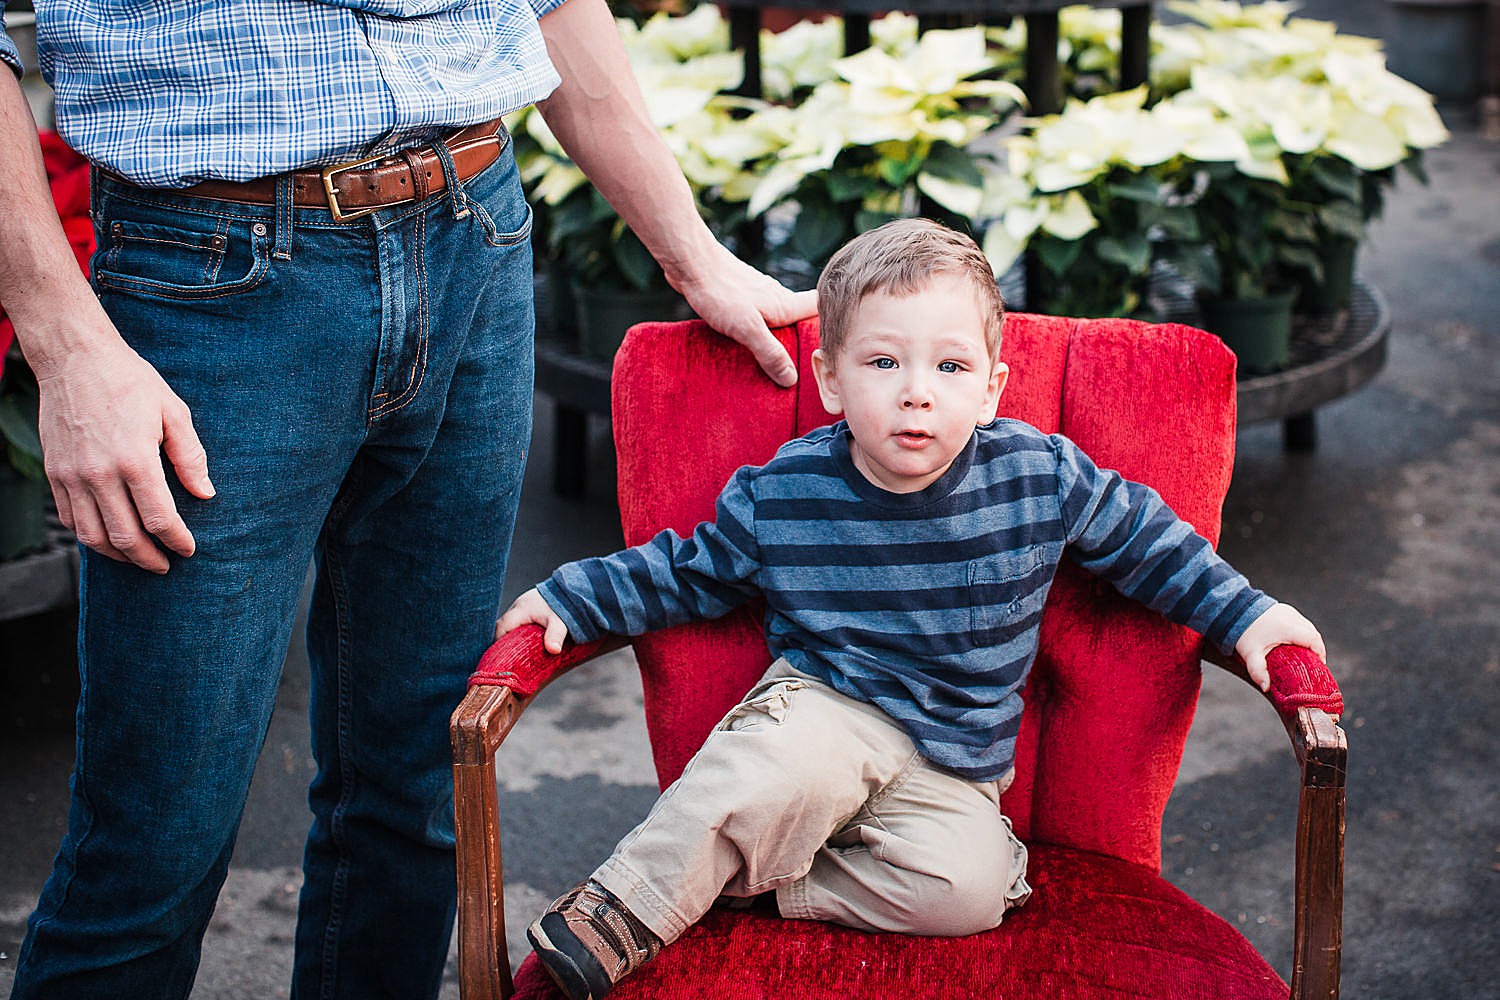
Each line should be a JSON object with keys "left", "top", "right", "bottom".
{"left": 450, "top": 626, "right": 627, "bottom": 1000}
{"left": 1204, "top": 645, "right": 1346, "bottom": 1000}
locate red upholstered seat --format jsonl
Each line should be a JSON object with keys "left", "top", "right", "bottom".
{"left": 511, "top": 845, "right": 1284, "bottom": 999}
{"left": 453, "top": 314, "right": 1347, "bottom": 1000}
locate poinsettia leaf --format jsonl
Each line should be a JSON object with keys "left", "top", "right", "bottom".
{"left": 1106, "top": 175, "right": 1161, "bottom": 204}
{"left": 1037, "top": 236, "right": 1083, "bottom": 276}
{"left": 1316, "top": 201, "right": 1366, "bottom": 240}
{"left": 1096, "top": 233, "right": 1152, "bottom": 274}
{"left": 1154, "top": 206, "right": 1201, "bottom": 240}
{"left": 854, "top": 209, "right": 903, "bottom": 233}
{"left": 792, "top": 199, "right": 848, "bottom": 263}
{"left": 920, "top": 141, "right": 986, "bottom": 188}
{"left": 1309, "top": 159, "right": 1361, "bottom": 201}
{"left": 825, "top": 169, "right": 877, "bottom": 204}
{"left": 1271, "top": 210, "right": 1318, "bottom": 244}
{"left": 877, "top": 153, "right": 923, "bottom": 189}
{"left": 611, "top": 231, "right": 661, "bottom": 292}
{"left": 1278, "top": 244, "right": 1325, "bottom": 281}
{"left": 1402, "top": 152, "right": 1429, "bottom": 185}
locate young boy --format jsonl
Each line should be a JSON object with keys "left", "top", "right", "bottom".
{"left": 498, "top": 219, "right": 1325, "bottom": 1000}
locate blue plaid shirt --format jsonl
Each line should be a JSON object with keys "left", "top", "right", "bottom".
{"left": 1, "top": 0, "right": 567, "bottom": 187}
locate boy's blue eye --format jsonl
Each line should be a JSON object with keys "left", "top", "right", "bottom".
{"left": 938, "top": 361, "right": 961, "bottom": 373}
{"left": 872, "top": 357, "right": 896, "bottom": 369}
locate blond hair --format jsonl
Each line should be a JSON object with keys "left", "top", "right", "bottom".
{"left": 816, "top": 219, "right": 1005, "bottom": 363}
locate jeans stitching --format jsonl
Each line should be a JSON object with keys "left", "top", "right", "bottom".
{"left": 23, "top": 571, "right": 102, "bottom": 947}
{"left": 316, "top": 504, "right": 360, "bottom": 1000}
{"left": 368, "top": 208, "right": 429, "bottom": 420}
{"left": 94, "top": 228, "right": 272, "bottom": 301}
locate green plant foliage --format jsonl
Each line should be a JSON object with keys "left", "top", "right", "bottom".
{"left": 0, "top": 354, "right": 45, "bottom": 482}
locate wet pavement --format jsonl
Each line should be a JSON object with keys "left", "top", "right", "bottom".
{"left": 3, "top": 2, "right": 1498, "bottom": 996}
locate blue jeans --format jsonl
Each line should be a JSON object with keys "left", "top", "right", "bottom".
{"left": 13, "top": 136, "right": 535, "bottom": 999}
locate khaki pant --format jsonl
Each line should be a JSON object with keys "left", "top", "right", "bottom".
{"left": 593, "top": 663, "right": 1032, "bottom": 944}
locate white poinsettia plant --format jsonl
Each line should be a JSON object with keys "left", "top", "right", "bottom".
{"left": 1150, "top": 0, "right": 1449, "bottom": 299}
{"left": 979, "top": 0, "right": 1448, "bottom": 311}
{"left": 511, "top": 9, "right": 1023, "bottom": 286}
{"left": 743, "top": 24, "right": 1025, "bottom": 267}
{"left": 979, "top": 86, "right": 1245, "bottom": 316}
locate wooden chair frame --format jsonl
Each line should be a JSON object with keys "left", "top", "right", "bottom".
{"left": 452, "top": 632, "right": 1344, "bottom": 1000}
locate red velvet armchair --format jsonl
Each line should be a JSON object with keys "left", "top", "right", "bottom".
{"left": 452, "top": 314, "right": 1347, "bottom": 999}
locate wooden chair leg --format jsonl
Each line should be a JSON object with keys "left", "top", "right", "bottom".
{"left": 454, "top": 754, "right": 513, "bottom": 1000}
{"left": 1289, "top": 709, "right": 1346, "bottom": 1000}
{"left": 454, "top": 685, "right": 528, "bottom": 1000}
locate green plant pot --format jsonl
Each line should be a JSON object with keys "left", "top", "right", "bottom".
{"left": 539, "top": 255, "right": 579, "bottom": 345}
{"left": 0, "top": 469, "right": 49, "bottom": 561}
{"left": 1198, "top": 290, "right": 1296, "bottom": 376}
{"left": 1298, "top": 237, "right": 1358, "bottom": 314}
{"left": 572, "top": 282, "right": 693, "bottom": 362}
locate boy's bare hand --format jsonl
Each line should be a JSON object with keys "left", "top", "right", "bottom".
{"left": 1234, "top": 602, "right": 1326, "bottom": 692}
{"left": 496, "top": 588, "right": 570, "bottom": 654}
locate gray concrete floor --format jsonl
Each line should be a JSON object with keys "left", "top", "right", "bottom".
{"left": 4, "top": 3, "right": 1499, "bottom": 997}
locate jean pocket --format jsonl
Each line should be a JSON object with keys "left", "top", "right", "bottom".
{"left": 94, "top": 208, "right": 272, "bottom": 301}
{"left": 470, "top": 144, "right": 533, "bottom": 248}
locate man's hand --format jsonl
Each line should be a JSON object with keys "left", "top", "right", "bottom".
{"left": 496, "top": 588, "right": 571, "bottom": 654}
{"left": 1, "top": 68, "right": 211, "bottom": 574}
{"left": 36, "top": 338, "right": 213, "bottom": 574}
{"left": 666, "top": 242, "right": 816, "bottom": 388}
{"left": 1234, "top": 602, "right": 1326, "bottom": 692}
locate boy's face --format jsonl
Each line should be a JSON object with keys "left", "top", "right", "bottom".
{"left": 812, "top": 274, "right": 1008, "bottom": 494}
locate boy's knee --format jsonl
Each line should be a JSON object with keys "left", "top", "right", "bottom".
{"left": 902, "top": 865, "right": 1012, "bottom": 937}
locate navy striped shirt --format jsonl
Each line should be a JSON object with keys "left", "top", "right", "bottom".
{"left": 540, "top": 420, "right": 1274, "bottom": 781}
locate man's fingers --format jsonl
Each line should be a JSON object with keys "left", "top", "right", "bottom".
{"left": 65, "top": 490, "right": 138, "bottom": 568}
{"left": 92, "top": 477, "right": 172, "bottom": 573}
{"left": 729, "top": 319, "right": 797, "bottom": 388}
{"left": 760, "top": 287, "right": 818, "bottom": 329}
{"left": 125, "top": 464, "right": 196, "bottom": 559}
{"left": 752, "top": 339, "right": 797, "bottom": 388}
{"left": 161, "top": 398, "right": 215, "bottom": 499}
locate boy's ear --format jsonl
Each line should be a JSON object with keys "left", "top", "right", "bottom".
{"left": 985, "top": 361, "right": 1010, "bottom": 419}
{"left": 811, "top": 348, "right": 845, "bottom": 415}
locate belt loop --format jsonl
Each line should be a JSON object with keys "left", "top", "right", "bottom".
{"left": 430, "top": 137, "right": 471, "bottom": 220}
{"left": 402, "top": 148, "right": 431, "bottom": 204}
{"left": 273, "top": 174, "right": 294, "bottom": 260}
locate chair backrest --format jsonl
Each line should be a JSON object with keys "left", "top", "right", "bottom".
{"left": 611, "top": 314, "right": 1238, "bottom": 872}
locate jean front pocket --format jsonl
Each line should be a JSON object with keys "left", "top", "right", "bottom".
{"left": 94, "top": 204, "right": 273, "bottom": 301}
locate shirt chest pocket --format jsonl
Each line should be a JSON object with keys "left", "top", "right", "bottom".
{"left": 968, "top": 549, "right": 1049, "bottom": 647}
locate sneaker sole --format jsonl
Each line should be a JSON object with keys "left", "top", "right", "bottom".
{"left": 527, "top": 913, "right": 614, "bottom": 1000}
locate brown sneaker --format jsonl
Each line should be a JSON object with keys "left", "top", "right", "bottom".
{"left": 526, "top": 880, "right": 663, "bottom": 1000}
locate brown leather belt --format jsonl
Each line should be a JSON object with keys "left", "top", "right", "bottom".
{"left": 175, "top": 117, "right": 509, "bottom": 223}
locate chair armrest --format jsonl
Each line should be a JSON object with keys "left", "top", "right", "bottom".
{"left": 453, "top": 625, "right": 625, "bottom": 762}
{"left": 450, "top": 625, "right": 627, "bottom": 1000}
{"left": 1204, "top": 644, "right": 1346, "bottom": 1000}
{"left": 1205, "top": 643, "right": 1344, "bottom": 723}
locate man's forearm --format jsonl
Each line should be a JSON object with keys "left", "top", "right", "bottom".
{"left": 0, "top": 69, "right": 117, "bottom": 378}
{"left": 534, "top": 0, "right": 717, "bottom": 288}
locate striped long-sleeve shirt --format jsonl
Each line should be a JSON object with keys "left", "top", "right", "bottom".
{"left": 539, "top": 420, "right": 1274, "bottom": 781}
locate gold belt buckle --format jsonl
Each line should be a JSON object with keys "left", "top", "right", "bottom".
{"left": 320, "top": 151, "right": 395, "bottom": 223}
